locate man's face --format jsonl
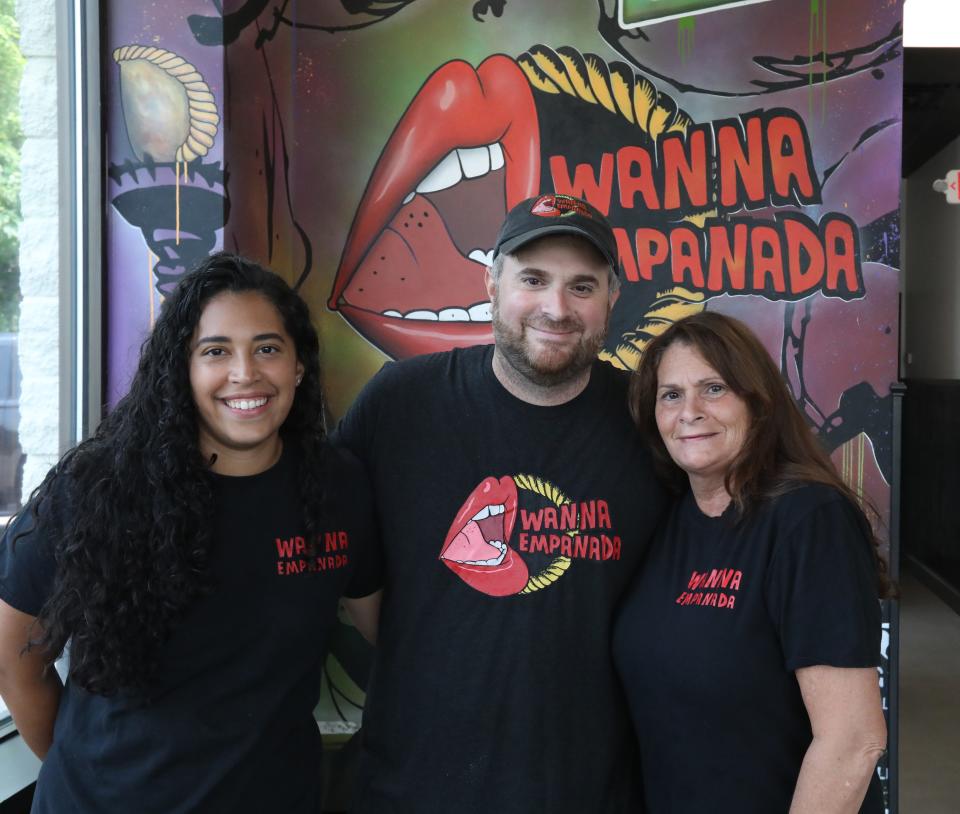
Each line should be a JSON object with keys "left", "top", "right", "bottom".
{"left": 486, "top": 235, "right": 619, "bottom": 388}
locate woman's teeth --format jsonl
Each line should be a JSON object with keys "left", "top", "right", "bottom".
{"left": 225, "top": 397, "right": 268, "bottom": 410}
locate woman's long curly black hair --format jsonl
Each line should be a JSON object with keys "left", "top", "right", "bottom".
{"left": 16, "top": 253, "right": 328, "bottom": 694}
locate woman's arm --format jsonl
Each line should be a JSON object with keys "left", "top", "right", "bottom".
{"left": 0, "top": 598, "right": 62, "bottom": 759}
{"left": 789, "top": 665, "right": 886, "bottom": 814}
{"left": 342, "top": 590, "right": 382, "bottom": 645}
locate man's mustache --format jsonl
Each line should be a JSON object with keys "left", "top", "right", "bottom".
{"left": 523, "top": 317, "right": 585, "bottom": 333}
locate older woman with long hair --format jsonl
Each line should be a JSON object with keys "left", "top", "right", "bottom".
{"left": 613, "top": 311, "right": 890, "bottom": 814}
{"left": 0, "top": 253, "right": 379, "bottom": 813}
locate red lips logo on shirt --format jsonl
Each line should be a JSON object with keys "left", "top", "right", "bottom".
{"left": 440, "top": 476, "right": 529, "bottom": 597}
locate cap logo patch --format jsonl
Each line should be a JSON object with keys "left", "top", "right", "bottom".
{"left": 530, "top": 193, "right": 593, "bottom": 219}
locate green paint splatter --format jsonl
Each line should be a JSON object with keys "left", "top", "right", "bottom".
{"left": 678, "top": 16, "right": 696, "bottom": 65}
{"left": 808, "top": 0, "right": 828, "bottom": 123}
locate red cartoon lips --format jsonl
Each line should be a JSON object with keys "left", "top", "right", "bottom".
{"left": 440, "top": 476, "right": 529, "bottom": 597}
{"left": 329, "top": 55, "right": 540, "bottom": 359}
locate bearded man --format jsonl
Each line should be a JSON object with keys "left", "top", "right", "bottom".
{"left": 335, "top": 193, "right": 665, "bottom": 814}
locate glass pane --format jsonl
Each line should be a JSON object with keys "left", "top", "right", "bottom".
{"left": 0, "top": 0, "right": 23, "bottom": 518}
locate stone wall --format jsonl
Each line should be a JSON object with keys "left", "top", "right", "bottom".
{"left": 15, "top": 0, "right": 60, "bottom": 500}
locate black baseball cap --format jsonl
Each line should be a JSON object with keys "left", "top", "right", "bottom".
{"left": 492, "top": 193, "right": 619, "bottom": 269}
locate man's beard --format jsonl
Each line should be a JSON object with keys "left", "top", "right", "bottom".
{"left": 491, "top": 299, "right": 609, "bottom": 388}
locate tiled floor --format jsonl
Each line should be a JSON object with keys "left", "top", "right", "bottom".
{"left": 898, "top": 570, "right": 960, "bottom": 813}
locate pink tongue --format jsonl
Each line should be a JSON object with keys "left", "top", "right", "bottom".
{"left": 441, "top": 520, "right": 499, "bottom": 563}
{"left": 343, "top": 196, "right": 489, "bottom": 313}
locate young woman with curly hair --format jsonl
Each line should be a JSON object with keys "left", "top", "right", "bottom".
{"left": 0, "top": 253, "right": 380, "bottom": 813}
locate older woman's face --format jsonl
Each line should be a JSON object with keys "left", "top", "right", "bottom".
{"left": 654, "top": 342, "right": 750, "bottom": 492}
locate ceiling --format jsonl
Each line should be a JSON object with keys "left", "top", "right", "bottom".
{"left": 902, "top": 47, "right": 960, "bottom": 176}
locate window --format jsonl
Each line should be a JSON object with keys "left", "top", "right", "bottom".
{"left": 0, "top": 0, "right": 23, "bottom": 523}
{"left": 0, "top": 0, "right": 24, "bottom": 742}
{"left": 0, "top": 0, "right": 92, "bottom": 747}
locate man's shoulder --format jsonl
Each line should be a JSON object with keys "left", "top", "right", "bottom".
{"left": 366, "top": 345, "right": 491, "bottom": 391}
{"left": 589, "top": 357, "right": 634, "bottom": 400}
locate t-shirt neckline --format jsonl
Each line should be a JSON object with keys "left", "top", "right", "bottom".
{"left": 480, "top": 344, "right": 607, "bottom": 414}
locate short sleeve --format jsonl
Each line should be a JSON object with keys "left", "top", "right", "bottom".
{"left": 0, "top": 501, "right": 58, "bottom": 617}
{"left": 324, "top": 446, "right": 383, "bottom": 599}
{"left": 329, "top": 361, "right": 396, "bottom": 465}
{"left": 765, "top": 492, "right": 882, "bottom": 671}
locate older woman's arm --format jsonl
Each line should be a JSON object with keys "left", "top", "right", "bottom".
{"left": 0, "top": 599, "right": 62, "bottom": 759}
{"left": 789, "top": 665, "right": 887, "bottom": 814}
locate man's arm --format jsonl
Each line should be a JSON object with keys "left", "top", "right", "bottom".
{"left": 342, "top": 590, "right": 382, "bottom": 645}
{"left": 0, "top": 598, "right": 62, "bottom": 759}
{"left": 789, "top": 665, "right": 886, "bottom": 814}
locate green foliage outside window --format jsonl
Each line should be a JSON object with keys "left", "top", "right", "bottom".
{"left": 0, "top": 0, "right": 23, "bottom": 333}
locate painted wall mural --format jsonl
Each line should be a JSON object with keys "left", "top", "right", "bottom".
{"left": 103, "top": 0, "right": 903, "bottom": 808}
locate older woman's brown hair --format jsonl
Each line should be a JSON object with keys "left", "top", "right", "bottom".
{"left": 630, "top": 310, "right": 893, "bottom": 597}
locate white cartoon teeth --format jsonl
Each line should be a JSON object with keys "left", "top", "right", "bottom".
{"left": 471, "top": 503, "right": 505, "bottom": 521}
{"left": 467, "top": 302, "right": 492, "bottom": 321}
{"left": 381, "top": 301, "right": 492, "bottom": 322}
{"left": 382, "top": 142, "right": 504, "bottom": 321}
{"left": 413, "top": 142, "right": 505, "bottom": 196}
{"left": 458, "top": 145, "right": 490, "bottom": 178}
{"left": 416, "top": 150, "right": 462, "bottom": 194}
{"left": 489, "top": 142, "right": 504, "bottom": 170}
{"left": 225, "top": 397, "right": 268, "bottom": 410}
{"left": 462, "top": 539, "right": 506, "bottom": 567}
{"left": 468, "top": 249, "right": 494, "bottom": 266}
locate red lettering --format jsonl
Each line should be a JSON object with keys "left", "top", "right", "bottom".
{"left": 560, "top": 503, "right": 578, "bottom": 529}
{"left": 717, "top": 116, "right": 765, "bottom": 208}
{"left": 729, "top": 571, "right": 743, "bottom": 591}
{"left": 520, "top": 509, "right": 543, "bottom": 531}
{"left": 616, "top": 145, "right": 660, "bottom": 210}
{"left": 767, "top": 114, "right": 817, "bottom": 202}
{"left": 824, "top": 217, "right": 860, "bottom": 294}
{"left": 662, "top": 129, "right": 709, "bottom": 210}
{"left": 613, "top": 228, "right": 643, "bottom": 282}
{"left": 706, "top": 223, "right": 748, "bottom": 292}
{"left": 580, "top": 501, "right": 597, "bottom": 529}
{"left": 596, "top": 500, "right": 611, "bottom": 529}
{"left": 549, "top": 153, "right": 614, "bottom": 215}
{"left": 634, "top": 228, "right": 669, "bottom": 282}
{"left": 670, "top": 227, "right": 704, "bottom": 288}
{"left": 783, "top": 217, "right": 824, "bottom": 296}
{"left": 542, "top": 507, "right": 558, "bottom": 530}
{"left": 275, "top": 537, "right": 296, "bottom": 557}
{"left": 751, "top": 225, "right": 786, "bottom": 293}
{"left": 530, "top": 534, "right": 550, "bottom": 554}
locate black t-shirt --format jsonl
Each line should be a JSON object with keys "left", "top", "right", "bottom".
{"left": 612, "top": 484, "right": 883, "bottom": 814}
{"left": 0, "top": 443, "right": 379, "bottom": 814}
{"left": 333, "top": 344, "right": 666, "bottom": 814}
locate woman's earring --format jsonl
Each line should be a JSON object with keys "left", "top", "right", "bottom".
{"left": 296, "top": 375, "right": 303, "bottom": 386}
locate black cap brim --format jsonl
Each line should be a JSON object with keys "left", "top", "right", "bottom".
{"left": 496, "top": 224, "right": 618, "bottom": 268}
